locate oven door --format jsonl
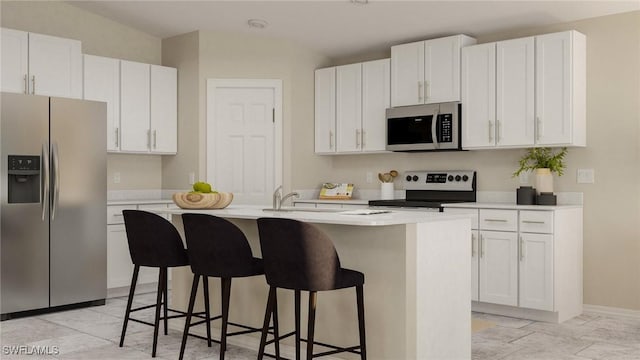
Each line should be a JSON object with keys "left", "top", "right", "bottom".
{"left": 385, "top": 103, "right": 460, "bottom": 151}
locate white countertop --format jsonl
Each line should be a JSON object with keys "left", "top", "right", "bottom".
{"left": 442, "top": 202, "right": 583, "bottom": 210}
{"left": 154, "top": 205, "right": 472, "bottom": 226}
{"left": 293, "top": 199, "right": 369, "bottom": 205}
{"left": 108, "top": 199, "right": 174, "bottom": 206}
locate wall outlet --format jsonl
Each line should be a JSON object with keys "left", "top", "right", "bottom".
{"left": 188, "top": 172, "right": 196, "bottom": 185}
{"left": 113, "top": 172, "right": 121, "bottom": 184}
{"left": 518, "top": 171, "right": 529, "bottom": 184}
{"left": 366, "top": 172, "right": 373, "bottom": 184}
{"left": 577, "top": 168, "right": 595, "bottom": 184}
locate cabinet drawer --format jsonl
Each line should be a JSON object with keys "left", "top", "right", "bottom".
{"left": 138, "top": 204, "right": 170, "bottom": 220}
{"left": 443, "top": 208, "right": 479, "bottom": 229}
{"left": 520, "top": 211, "right": 553, "bottom": 234}
{"left": 479, "top": 209, "right": 517, "bottom": 231}
{"left": 107, "top": 205, "right": 136, "bottom": 224}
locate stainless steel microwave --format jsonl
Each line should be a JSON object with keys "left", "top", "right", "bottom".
{"left": 386, "top": 102, "right": 462, "bottom": 152}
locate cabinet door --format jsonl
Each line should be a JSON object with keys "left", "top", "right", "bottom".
{"left": 314, "top": 67, "right": 336, "bottom": 153}
{"left": 496, "top": 37, "right": 535, "bottom": 147}
{"left": 120, "top": 60, "right": 151, "bottom": 152}
{"left": 519, "top": 233, "right": 554, "bottom": 311}
{"left": 336, "top": 63, "right": 362, "bottom": 152}
{"left": 84, "top": 55, "right": 121, "bottom": 152}
{"left": 28, "top": 33, "right": 82, "bottom": 99}
{"left": 150, "top": 65, "right": 177, "bottom": 154}
{"left": 362, "top": 59, "right": 390, "bottom": 152}
{"left": 424, "top": 36, "right": 462, "bottom": 103}
{"left": 461, "top": 43, "right": 496, "bottom": 149}
{"left": 471, "top": 230, "right": 479, "bottom": 301}
{"left": 479, "top": 231, "right": 518, "bottom": 306}
{"left": 107, "top": 224, "right": 135, "bottom": 289}
{"left": 391, "top": 41, "right": 424, "bottom": 107}
{"left": 535, "top": 31, "right": 573, "bottom": 145}
{"left": 1, "top": 28, "right": 29, "bottom": 94}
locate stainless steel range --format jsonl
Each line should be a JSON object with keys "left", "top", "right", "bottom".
{"left": 369, "top": 170, "right": 476, "bottom": 211}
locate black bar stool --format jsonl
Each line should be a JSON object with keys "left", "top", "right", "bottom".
{"left": 119, "top": 210, "right": 192, "bottom": 358}
{"left": 256, "top": 218, "right": 367, "bottom": 360}
{"left": 180, "top": 214, "right": 269, "bottom": 360}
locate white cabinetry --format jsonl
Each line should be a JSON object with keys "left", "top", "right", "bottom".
{"left": 443, "top": 208, "right": 479, "bottom": 301}
{"left": 479, "top": 230, "right": 519, "bottom": 306}
{"left": 462, "top": 30, "right": 585, "bottom": 149}
{"left": 150, "top": 65, "right": 177, "bottom": 153}
{"left": 314, "top": 67, "right": 336, "bottom": 154}
{"left": 84, "top": 55, "right": 120, "bottom": 152}
{"left": 391, "top": 35, "right": 476, "bottom": 107}
{"left": 315, "top": 59, "right": 390, "bottom": 154}
{"left": 1, "top": 28, "right": 82, "bottom": 98}
{"left": 519, "top": 210, "right": 554, "bottom": 311}
{"left": 120, "top": 60, "right": 151, "bottom": 153}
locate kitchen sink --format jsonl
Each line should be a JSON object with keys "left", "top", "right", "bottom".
{"left": 261, "top": 207, "right": 345, "bottom": 213}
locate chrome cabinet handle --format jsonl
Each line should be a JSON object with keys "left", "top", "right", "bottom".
{"left": 471, "top": 233, "right": 476, "bottom": 257}
{"left": 51, "top": 142, "right": 60, "bottom": 221}
{"left": 425, "top": 80, "right": 430, "bottom": 100}
{"left": 361, "top": 130, "right": 366, "bottom": 148}
{"left": 536, "top": 117, "right": 542, "bottom": 141}
{"left": 31, "top": 75, "right": 36, "bottom": 94}
{"left": 418, "top": 81, "right": 423, "bottom": 102}
{"left": 147, "top": 129, "right": 151, "bottom": 148}
{"left": 480, "top": 234, "right": 485, "bottom": 258}
{"left": 115, "top": 128, "right": 119, "bottom": 147}
{"left": 488, "top": 121, "right": 494, "bottom": 142}
{"left": 24, "top": 74, "right": 28, "bottom": 94}
{"left": 113, "top": 213, "right": 124, "bottom": 217}
{"left": 41, "top": 143, "right": 49, "bottom": 221}
{"left": 496, "top": 119, "right": 501, "bottom": 143}
{"left": 522, "top": 220, "right": 545, "bottom": 224}
{"left": 356, "top": 129, "right": 361, "bottom": 148}
{"left": 520, "top": 236, "right": 525, "bottom": 261}
{"left": 329, "top": 130, "right": 334, "bottom": 149}
{"left": 484, "top": 218, "right": 507, "bottom": 222}
{"left": 153, "top": 130, "right": 157, "bottom": 149}
{"left": 431, "top": 109, "right": 440, "bottom": 148}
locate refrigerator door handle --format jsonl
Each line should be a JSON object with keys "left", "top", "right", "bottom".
{"left": 51, "top": 142, "right": 60, "bottom": 221}
{"left": 41, "top": 142, "right": 50, "bottom": 221}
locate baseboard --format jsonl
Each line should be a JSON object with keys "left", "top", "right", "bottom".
{"left": 583, "top": 304, "right": 640, "bottom": 319}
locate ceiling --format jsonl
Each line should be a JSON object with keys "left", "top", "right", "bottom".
{"left": 70, "top": 1, "right": 640, "bottom": 59}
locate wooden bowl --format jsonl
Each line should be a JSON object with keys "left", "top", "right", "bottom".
{"left": 172, "top": 192, "right": 234, "bottom": 209}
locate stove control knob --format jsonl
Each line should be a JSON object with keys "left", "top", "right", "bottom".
{"left": 412, "top": 175, "right": 419, "bottom": 182}
{"left": 455, "top": 175, "right": 462, "bottom": 182}
{"left": 447, "top": 175, "right": 454, "bottom": 182}
{"left": 462, "top": 175, "right": 469, "bottom": 182}
{"left": 406, "top": 175, "right": 412, "bottom": 182}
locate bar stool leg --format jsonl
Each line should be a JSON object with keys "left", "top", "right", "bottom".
{"left": 220, "top": 277, "right": 232, "bottom": 360}
{"left": 257, "top": 286, "right": 276, "bottom": 360}
{"left": 152, "top": 268, "right": 165, "bottom": 357}
{"left": 307, "top": 291, "right": 317, "bottom": 360}
{"left": 179, "top": 274, "right": 200, "bottom": 360}
{"left": 162, "top": 268, "right": 168, "bottom": 335}
{"left": 356, "top": 285, "right": 367, "bottom": 360}
{"left": 294, "top": 290, "right": 301, "bottom": 360}
{"left": 119, "top": 265, "right": 140, "bottom": 347}
{"left": 203, "top": 276, "right": 212, "bottom": 347}
{"left": 273, "top": 288, "right": 280, "bottom": 359}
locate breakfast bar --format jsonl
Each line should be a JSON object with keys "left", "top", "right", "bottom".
{"left": 161, "top": 206, "right": 472, "bottom": 360}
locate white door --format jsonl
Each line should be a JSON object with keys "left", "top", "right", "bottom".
{"left": 120, "top": 60, "right": 151, "bottom": 152}
{"left": 519, "top": 233, "right": 554, "bottom": 311}
{"left": 336, "top": 63, "right": 362, "bottom": 153}
{"left": 479, "top": 230, "right": 518, "bottom": 306}
{"left": 28, "top": 33, "right": 82, "bottom": 99}
{"left": 461, "top": 43, "right": 496, "bottom": 149}
{"left": 535, "top": 31, "right": 572, "bottom": 145}
{"left": 1, "top": 28, "right": 29, "bottom": 94}
{"left": 391, "top": 41, "right": 424, "bottom": 107}
{"left": 150, "top": 65, "right": 177, "bottom": 154}
{"left": 497, "top": 37, "right": 535, "bottom": 147}
{"left": 362, "top": 59, "right": 390, "bottom": 152}
{"left": 83, "top": 55, "right": 120, "bottom": 152}
{"left": 207, "top": 80, "right": 282, "bottom": 205}
{"left": 471, "top": 230, "right": 479, "bottom": 301}
{"left": 314, "top": 67, "right": 336, "bottom": 154}
{"left": 424, "top": 36, "right": 460, "bottom": 104}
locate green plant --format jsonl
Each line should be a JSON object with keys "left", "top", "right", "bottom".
{"left": 513, "top": 147, "right": 568, "bottom": 177}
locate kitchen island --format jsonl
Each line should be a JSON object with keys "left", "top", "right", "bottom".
{"left": 160, "top": 206, "right": 472, "bottom": 360}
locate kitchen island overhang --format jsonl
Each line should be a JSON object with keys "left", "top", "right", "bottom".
{"left": 156, "top": 206, "right": 472, "bottom": 360}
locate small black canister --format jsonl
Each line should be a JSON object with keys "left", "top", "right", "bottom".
{"left": 517, "top": 186, "right": 536, "bottom": 205}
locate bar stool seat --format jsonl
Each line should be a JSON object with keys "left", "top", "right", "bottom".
{"left": 257, "top": 217, "right": 367, "bottom": 360}
{"left": 119, "top": 210, "right": 194, "bottom": 358}
{"left": 179, "top": 214, "right": 270, "bottom": 360}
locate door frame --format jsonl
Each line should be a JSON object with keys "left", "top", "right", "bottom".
{"left": 206, "top": 78, "right": 283, "bottom": 194}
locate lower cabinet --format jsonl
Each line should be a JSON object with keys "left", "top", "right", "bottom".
{"left": 519, "top": 233, "right": 554, "bottom": 311}
{"left": 471, "top": 230, "right": 479, "bottom": 302}
{"left": 478, "top": 230, "right": 518, "bottom": 306}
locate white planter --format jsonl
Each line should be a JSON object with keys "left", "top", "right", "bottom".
{"left": 535, "top": 168, "right": 554, "bottom": 194}
{"left": 380, "top": 182, "right": 394, "bottom": 200}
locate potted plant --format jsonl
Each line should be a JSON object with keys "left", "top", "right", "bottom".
{"left": 513, "top": 147, "right": 568, "bottom": 194}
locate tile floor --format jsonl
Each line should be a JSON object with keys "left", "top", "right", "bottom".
{"left": 1, "top": 292, "right": 640, "bottom": 359}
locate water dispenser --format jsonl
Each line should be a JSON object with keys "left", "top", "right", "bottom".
{"left": 7, "top": 155, "right": 41, "bottom": 204}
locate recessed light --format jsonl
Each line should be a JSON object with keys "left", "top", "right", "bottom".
{"left": 247, "top": 19, "right": 268, "bottom": 29}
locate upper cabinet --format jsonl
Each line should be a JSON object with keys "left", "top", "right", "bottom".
{"left": 315, "top": 59, "right": 390, "bottom": 155}
{"left": 2, "top": 28, "right": 82, "bottom": 99}
{"left": 462, "top": 30, "right": 586, "bottom": 149}
{"left": 391, "top": 35, "right": 476, "bottom": 107}
{"left": 84, "top": 57, "right": 177, "bottom": 154}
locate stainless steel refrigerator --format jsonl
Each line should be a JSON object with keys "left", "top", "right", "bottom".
{"left": 1, "top": 92, "right": 107, "bottom": 320}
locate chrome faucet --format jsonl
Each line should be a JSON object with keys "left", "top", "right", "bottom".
{"left": 272, "top": 185, "right": 299, "bottom": 210}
